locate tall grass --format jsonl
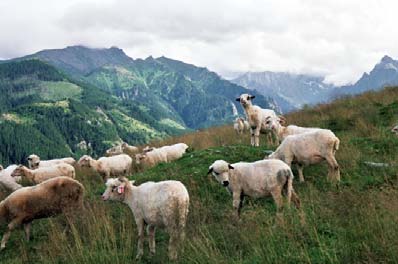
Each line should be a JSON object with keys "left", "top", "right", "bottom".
{"left": 1, "top": 87, "right": 398, "bottom": 263}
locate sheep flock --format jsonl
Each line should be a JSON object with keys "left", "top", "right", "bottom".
{"left": 1, "top": 93, "right": 397, "bottom": 261}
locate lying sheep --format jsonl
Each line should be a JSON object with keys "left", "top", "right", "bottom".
{"left": 0, "top": 165, "right": 22, "bottom": 192}
{"left": 208, "top": 159, "right": 300, "bottom": 217}
{"left": 27, "top": 154, "right": 76, "bottom": 169}
{"left": 267, "top": 130, "right": 340, "bottom": 182}
{"left": 105, "top": 144, "right": 123, "bottom": 157}
{"left": 77, "top": 154, "right": 132, "bottom": 181}
{"left": 135, "top": 143, "right": 188, "bottom": 168}
{"left": 0, "top": 176, "right": 84, "bottom": 250}
{"left": 264, "top": 116, "right": 321, "bottom": 143}
{"left": 11, "top": 164, "right": 76, "bottom": 184}
{"left": 102, "top": 177, "right": 189, "bottom": 260}
{"left": 236, "top": 93, "right": 278, "bottom": 146}
{"left": 233, "top": 117, "right": 250, "bottom": 134}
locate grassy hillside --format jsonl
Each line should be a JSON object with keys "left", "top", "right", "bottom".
{"left": 1, "top": 87, "right": 398, "bottom": 263}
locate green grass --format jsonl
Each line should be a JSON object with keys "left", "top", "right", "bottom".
{"left": 1, "top": 87, "right": 398, "bottom": 263}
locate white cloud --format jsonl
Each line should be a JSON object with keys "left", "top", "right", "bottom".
{"left": 1, "top": 0, "right": 398, "bottom": 85}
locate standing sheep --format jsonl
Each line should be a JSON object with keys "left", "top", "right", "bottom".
{"left": 102, "top": 177, "right": 189, "bottom": 260}
{"left": 11, "top": 164, "right": 76, "bottom": 184}
{"left": 236, "top": 93, "right": 278, "bottom": 147}
{"left": 77, "top": 154, "right": 132, "bottom": 181}
{"left": 0, "top": 177, "right": 84, "bottom": 250}
{"left": 208, "top": 159, "right": 300, "bottom": 217}
{"left": 27, "top": 154, "right": 76, "bottom": 169}
{"left": 233, "top": 117, "right": 250, "bottom": 134}
{"left": 267, "top": 130, "right": 340, "bottom": 182}
{"left": 121, "top": 142, "right": 139, "bottom": 156}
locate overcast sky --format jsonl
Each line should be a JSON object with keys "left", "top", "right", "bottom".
{"left": 0, "top": 0, "right": 397, "bottom": 85}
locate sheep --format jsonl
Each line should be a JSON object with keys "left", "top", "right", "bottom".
{"left": 0, "top": 176, "right": 84, "bottom": 250}
{"left": 0, "top": 165, "right": 22, "bottom": 192}
{"left": 105, "top": 144, "right": 123, "bottom": 157}
{"left": 77, "top": 154, "right": 132, "bottom": 181}
{"left": 233, "top": 117, "right": 250, "bottom": 134}
{"left": 27, "top": 154, "right": 76, "bottom": 170}
{"left": 11, "top": 164, "right": 76, "bottom": 184}
{"left": 102, "top": 177, "right": 189, "bottom": 260}
{"left": 135, "top": 143, "right": 188, "bottom": 168}
{"left": 391, "top": 125, "right": 398, "bottom": 136}
{"left": 264, "top": 116, "right": 322, "bottom": 143}
{"left": 267, "top": 130, "right": 340, "bottom": 182}
{"left": 121, "top": 142, "right": 139, "bottom": 156}
{"left": 236, "top": 93, "right": 278, "bottom": 147}
{"left": 208, "top": 159, "right": 300, "bottom": 218}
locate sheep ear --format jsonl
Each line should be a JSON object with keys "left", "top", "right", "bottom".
{"left": 235, "top": 97, "right": 241, "bottom": 102}
{"left": 207, "top": 167, "right": 213, "bottom": 175}
{"left": 278, "top": 115, "right": 286, "bottom": 124}
{"left": 249, "top": 95, "right": 255, "bottom": 99}
{"left": 118, "top": 177, "right": 128, "bottom": 183}
{"left": 228, "top": 164, "right": 234, "bottom": 170}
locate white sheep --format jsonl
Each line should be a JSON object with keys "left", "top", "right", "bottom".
{"left": 105, "top": 144, "right": 124, "bottom": 157}
{"left": 27, "top": 154, "right": 76, "bottom": 169}
{"left": 0, "top": 176, "right": 84, "bottom": 250}
{"left": 208, "top": 159, "right": 300, "bottom": 217}
{"left": 77, "top": 154, "right": 132, "bottom": 181}
{"left": 264, "top": 116, "right": 322, "bottom": 143}
{"left": 121, "top": 142, "right": 139, "bottom": 156}
{"left": 391, "top": 125, "right": 398, "bottom": 136}
{"left": 135, "top": 143, "right": 188, "bottom": 168}
{"left": 0, "top": 165, "right": 22, "bottom": 192}
{"left": 267, "top": 130, "right": 340, "bottom": 182}
{"left": 11, "top": 163, "right": 76, "bottom": 184}
{"left": 102, "top": 177, "right": 189, "bottom": 260}
{"left": 233, "top": 117, "right": 250, "bottom": 134}
{"left": 236, "top": 93, "right": 278, "bottom": 147}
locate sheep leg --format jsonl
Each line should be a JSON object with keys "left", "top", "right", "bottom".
{"left": 254, "top": 128, "right": 260, "bottom": 147}
{"left": 291, "top": 190, "right": 301, "bottom": 209}
{"left": 1, "top": 217, "right": 23, "bottom": 250}
{"left": 135, "top": 219, "right": 145, "bottom": 260}
{"left": 296, "top": 164, "right": 305, "bottom": 182}
{"left": 24, "top": 222, "right": 32, "bottom": 241}
{"left": 167, "top": 230, "right": 178, "bottom": 261}
{"left": 147, "top": 225, "right": 156, "bottom": 256}
{"left": 232, "top": 191, "right": 244, "bottom": 218}
{"left": 250, "top": 128, "right": 255, "bottom": 146}
{"left": 326, "top": 155, "right": 340, "bottom": 182}
{"left": 270, "top": 187, "right": 284, "bottom": 212}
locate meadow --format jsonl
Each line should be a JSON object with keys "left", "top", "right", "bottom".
{"left": 1, "top": 87, "right": 398, "bottom": 263}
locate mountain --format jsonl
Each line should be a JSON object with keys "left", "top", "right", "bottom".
{"left": 331, "top": 55, "right": 398, "bottom": 98}
{"left": 19, "top": 45, "right": 275, "bottom": 129}
{"left": 232, "top": 72, "right": 336, "bottom": 112}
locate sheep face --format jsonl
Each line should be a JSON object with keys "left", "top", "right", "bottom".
{"left": 135, "top": 154, "right": 146, "bottom": 165}
{"left": 77, "top": 155, "right": 92, "bottom": 167}
{"left": 235, "top": 94, "right": 255, "bottom": 108}
{"left": 27, "top": 154, "right": 40, "bottom": 169}
{"left": 208, "top": 160, "right": 234, "bottom": 187}
{"left": 102, "top": 178, "right": 132, "bottom": 202}
{"left": 391, "top": 125, "right": 398, "bottom": 135}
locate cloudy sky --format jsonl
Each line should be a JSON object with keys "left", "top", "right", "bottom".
{"left": 0, "top": 0, "right": 397, "bottom": 85}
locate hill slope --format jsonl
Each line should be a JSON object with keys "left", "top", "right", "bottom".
{"left": 2, "top": 86, "right": 398, "bottom": 263}
{"left": 21, "top": 45, "right": 277, "bottom": 128}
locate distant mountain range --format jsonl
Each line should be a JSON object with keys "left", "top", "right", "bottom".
{"left": 0, "top": 46, "right": 275, "bottom": 164}
{"left": 232, "top": 55, "right": 398, "bottom": 112}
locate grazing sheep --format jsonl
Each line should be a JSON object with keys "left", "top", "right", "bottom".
{"left": 11, "top": 164, "right": 76, "bottom": 184}
{"left": 208, "top": 159, "right": 300, "bottom": 217}
{"left": 0, "top": 165, "right": 22, "bottom": 192}
{"left": 264, "top": 116, "right": 322, "bottom": 143}
{"left": 77, "top": 154, "right": 132, "bottom": 181}
{"left": 391, "top": 125, "right": 398, "bottom": 136}
{"left": 27, "top": 154, "right": 76, "bottom": 170}
{"left": 102, "top": 177, "right": 189, "bottom": 260}
{"left": 135, "top": 143, "right": 188, "bottom": 168}
{"left": 236, "top": 93, "right": 278, "bottom": 146}
{"left": 233, "top": 117, "right": 250, "bottom": 134}
{"left": 267, "top": 130, "right": 340, "bottom": 182}
{"left": 0, "top": 176, "right": 84, "bottom": 250}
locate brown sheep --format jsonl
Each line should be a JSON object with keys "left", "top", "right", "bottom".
{"left": 0, "top": 176, "right": 84, "bottom": 250}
